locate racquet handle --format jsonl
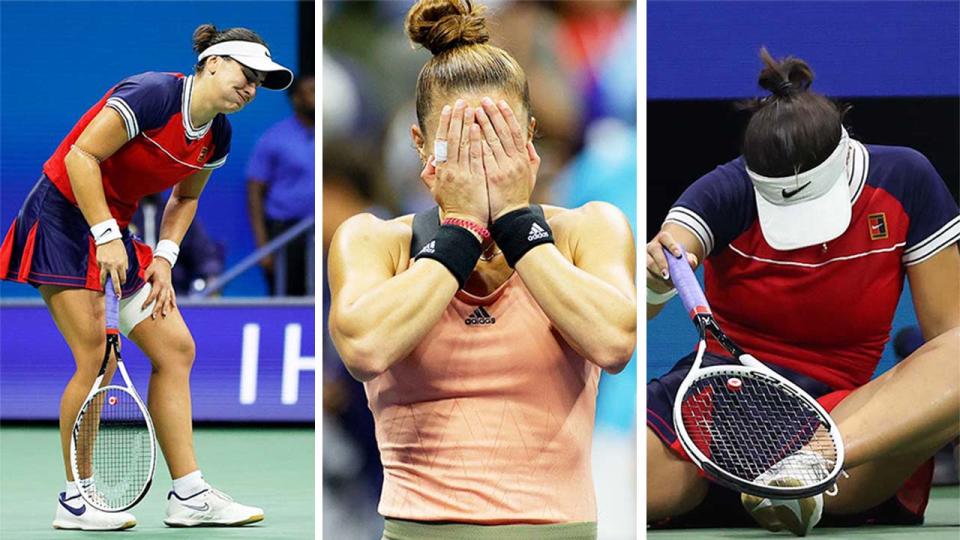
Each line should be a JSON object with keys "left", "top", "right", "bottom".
{"left": 662, "top": 245, "right": 711, "bottom": 317}
{"left": 105, "top": 276, "right": 120, "bottom": 331}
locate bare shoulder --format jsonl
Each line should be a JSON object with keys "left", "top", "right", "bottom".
{"left": 329, "top": 213, "right": 415, "bottom": 277}
{"left": 543, "top": 201, "right": 631, "bottom": 235}
{"left": 540, "top": 202, "right": 633, "bottom": 263}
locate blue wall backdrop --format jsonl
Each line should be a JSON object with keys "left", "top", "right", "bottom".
{"left": 0, "top": 300, "right": 315, "bottom": 422}
{"left": 0, "top": 1, "right": 299, "bottom": 297}
{"left": 649, "top": 1, "right": 960, "bottom": 99}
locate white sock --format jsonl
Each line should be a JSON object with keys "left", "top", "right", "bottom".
{"left": 65, "top": 481, "right": 80, "bottom": 498}
{"left": 172, "top": 470, "right": 206, "bottom": 497}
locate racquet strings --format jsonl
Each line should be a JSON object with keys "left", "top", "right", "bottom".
{"left": 75, "top": 387, "right": 152, "bottom": 510}
{"left": 680, "top": 372, "right": 838, "bottom": 488}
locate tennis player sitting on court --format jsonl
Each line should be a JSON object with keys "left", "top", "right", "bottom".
{"left": 328, "top": 1, "right": 636, "bottom": 539}
{"left": 0, "top": 25, "right": 292, "bottom": 531}
{"left": 646, "top": 49, "right": 959, "bottom": 535}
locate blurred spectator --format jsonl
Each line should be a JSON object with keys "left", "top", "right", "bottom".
{"left": 131, "top": 193, "right": 225, "bottom": 295}
{"left": 247, "top": 74, "right": 316, "bottom": 296}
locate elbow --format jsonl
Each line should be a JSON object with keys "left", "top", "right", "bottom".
{"left": 337, "top": 340, "right": 389, "bottom": 383}
{"left": 344, "top": 362, "right": 386, "bottom": 383}
{"left": 591, "top": 328, "right": 636, "bottom": 375}
{"left": 330, "top": 316, "right": 393, "bottom": 382}
{"left": 63, "top": 149, "right": 95, "bottom": 180}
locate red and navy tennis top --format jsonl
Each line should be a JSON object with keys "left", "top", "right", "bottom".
{"left": 665, "top": 139, "right": 960, "bottom": 390}
{"left": 44, "top": 72, "right": 232, "bottom": 227}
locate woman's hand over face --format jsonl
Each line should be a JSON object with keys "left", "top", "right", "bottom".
{"left": 475, "top": 97, "right": 540, "bottom": 222}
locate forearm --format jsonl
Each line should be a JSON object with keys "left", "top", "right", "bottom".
{"left": 158, "top": 195, "right": 199, "bottom": 244}
{"left": 246, "top": 183, "right": 270, "bottom": 247}
{"left": 65, "top": 150, "right": 112, "bottom": 227}
{"left": 515, "top": 245, "right": 637, "bottom": 372}
{"left": 332, "top": 260, "right": 460, "bottom": 381}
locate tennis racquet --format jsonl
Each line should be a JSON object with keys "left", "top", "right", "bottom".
{"left": 664, "top": 245, "right": 844, "bottom": 499}
{"left": 70, "top": 276, "right": 157, "bottom": 512}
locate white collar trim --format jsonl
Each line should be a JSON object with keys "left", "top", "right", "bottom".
{"left": 182, "top": 75, "right": 212, "bottom": 140}
{"left": 847, "top": 138, "right": 869, "bottom": 205}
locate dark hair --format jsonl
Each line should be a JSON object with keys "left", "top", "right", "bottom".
{"left": 405, "top": 0, "right": 531, "bottom": 133}
{"left": 739, "top": 48, "right": 848, "bottom": 177}
{"left": 192, "top": 24, "right": 267, "bottom": 73}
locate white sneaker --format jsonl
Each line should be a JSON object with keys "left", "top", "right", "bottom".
{"left": 742, "top": 452, "right": 831, "bottom": 537}
{"left": 52, "top": 492, "right": 137, "bottom": 531}
{"left": 163, "top": 484, "right": 264, "bottom": 527}
{"left": 742, "top": 487, "right": 823, "bottom": 537}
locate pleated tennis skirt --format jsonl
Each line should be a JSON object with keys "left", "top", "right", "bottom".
{"left": 0, "top": 175, "right": 151, "bottom": 296}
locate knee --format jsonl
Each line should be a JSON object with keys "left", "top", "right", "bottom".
{"left": 154, "top": 334, "right": 196, "bottom": 374}
{"left": 646, "top": 428, "right": 708, "bottom": 521}
{"left": 71, "top": 338, "right": 108, "bottom": 381}
{"left": 936, "top": 327, "right": 960, "bottom": 355}
{"left": 917, "top": 327, "right": 960, "bottom": 376}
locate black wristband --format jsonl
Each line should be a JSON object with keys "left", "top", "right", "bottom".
{"left": 490, "top": 207, "right": 554, "bottom": 267}
{"left": 414, "top": 224, "right": 483, "bottom": 289}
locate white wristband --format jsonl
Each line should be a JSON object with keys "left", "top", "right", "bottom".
{"left": 90, "top": 218, "right": 122, "bottom": 246}
{"left": 154, "top": 239, "right": 180, "bottom": 267}
{"left": 647, "top": 285, "right": 678, "bottom": 305}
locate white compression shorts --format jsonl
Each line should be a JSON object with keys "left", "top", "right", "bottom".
{"left": 119, "top": 282, "right": 156, "bottom": 336}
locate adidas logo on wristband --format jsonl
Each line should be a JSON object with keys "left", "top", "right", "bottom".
{"left": 527, "top": 223, "right": 549, "bottom": 241}
{"left": 464, "top": 306, "right": 496, "bottom": 325}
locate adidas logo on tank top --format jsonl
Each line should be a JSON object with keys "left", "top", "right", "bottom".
{"left": 528, "top": 223, "right": 549, "bottom": 241}
{"left": 464, "top": 306, "right": 496, "bottom": 326}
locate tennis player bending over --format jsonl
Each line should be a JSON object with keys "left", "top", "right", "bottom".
{"left": 328, "top": 1, "right": 636, "bottom": 539}
{"left": 646, "top": 49, "right": 959, "bottom": 535}
{"left": 0, "top": 25, "right": 292, "bottom": 530}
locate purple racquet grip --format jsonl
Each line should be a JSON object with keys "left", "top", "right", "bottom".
{"left": 105, "top": 276, "right": 120, "bottom": 331}
{"left": 662, "top": 245, "right": 711, "bottom": 318}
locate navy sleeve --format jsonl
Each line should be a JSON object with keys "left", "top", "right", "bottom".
{"left": 104, "top": 72, "right": 179, "bottom": 140}
{"left": 663, "top": 158, "right": 756, "bottom": 256}
{"left": 897, "top": 148, "right": 960, "bottom": 266}
{"left": 204, "top": 115, "right": 232, "bottom": 169}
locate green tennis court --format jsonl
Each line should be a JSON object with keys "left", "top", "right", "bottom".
{"left": 649, "top": 486, "right": 959, "bottom": 539}
{"left": 0, "top": 426, "right": 313, "bottom": 539}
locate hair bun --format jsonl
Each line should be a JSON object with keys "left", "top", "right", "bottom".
{"left": 192, "top": 24, "right": 219, "bottom": 54}
{"left": 757, "top": 47, "right": 814, "bottom": 98}
{"left": 406, "top": 0, "right": 489, "bottom": 56}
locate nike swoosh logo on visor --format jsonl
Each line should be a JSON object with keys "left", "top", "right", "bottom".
{"left": 781, "top": 182, "right": 812, "bottom": 199}
{"left": 59, "top": 499, "right": 87, "bottom": 516}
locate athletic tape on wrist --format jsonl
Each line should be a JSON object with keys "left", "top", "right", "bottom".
{"left": 490, "top": 207, "right": 554, "bottom": 267}
{"left": 154, "top": 239, "right": 180, "bottom": 267}
{"left": 90, "top": 218, "right": 122, "bottom": 246}
{"left": 646, "top": 285, "right": 678, "bottom": 305}
{"left": 414, "top": 225, "right": 483, "bottom": 289}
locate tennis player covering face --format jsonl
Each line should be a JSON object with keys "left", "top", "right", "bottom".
{"left": 0, "top": 25, "right": 293, "bottom": 531}
{"left": 646, "top": 49, "right": 960, "bottom": 536}
{"left": 327, "top": 1, "right": 637, "bottom": 539}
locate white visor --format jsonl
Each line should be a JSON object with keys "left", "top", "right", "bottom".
{"left": 746, "top": 127, "right": 852, "bottom": 251}
{"left": 198, "top": 40, "right": 294, "bottom": 90}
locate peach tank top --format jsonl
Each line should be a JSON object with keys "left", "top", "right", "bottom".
{"left": 364, "top": 273, "right": 601, "bottom": 524}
